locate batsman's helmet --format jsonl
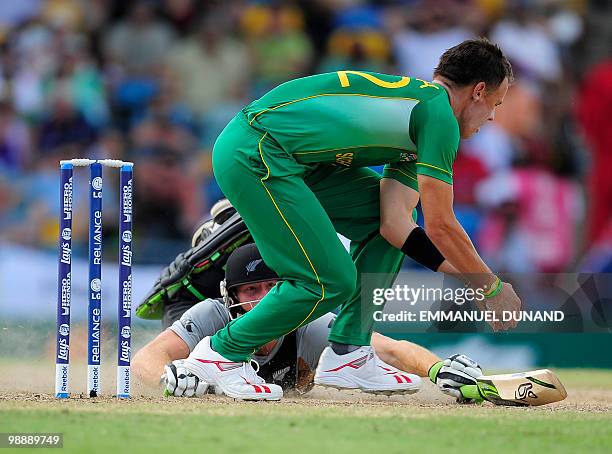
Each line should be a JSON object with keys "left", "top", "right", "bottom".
{"left": 220, "top": 243, "right": 279, "bottom": 318}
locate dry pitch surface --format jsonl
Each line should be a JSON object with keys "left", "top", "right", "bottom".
{"left": 0, "top": 364, "right": 611, "bottom": 453}
{"left": 1, "top": 361, "right": 612, "bottom": 411}
{"left": 2, "top": 370, "right": 612, "bottom": 412}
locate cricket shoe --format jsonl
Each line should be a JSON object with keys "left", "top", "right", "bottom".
{"left": 184, "top": 337, "right": 283, "bottom": 401}
{"left": 314, "top": 346, "right": 421, "bottom": 395}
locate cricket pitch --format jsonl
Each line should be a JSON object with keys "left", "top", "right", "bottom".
{"left": 1, "top": 366, "right": 611, "bottom": 453}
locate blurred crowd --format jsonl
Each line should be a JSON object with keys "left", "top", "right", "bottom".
{"left": 0, "top": 0, "right": 610, "bottom": 270}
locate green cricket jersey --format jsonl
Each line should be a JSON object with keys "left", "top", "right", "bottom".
{"left": 242, "top": 71, "right": 460, "bottom": 188}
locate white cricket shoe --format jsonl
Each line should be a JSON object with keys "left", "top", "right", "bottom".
{"left": 314, "top": 346, "right": 421, "bottom": 395}
{"left": 184, "top": 337, "right": 283, "bottom": 401}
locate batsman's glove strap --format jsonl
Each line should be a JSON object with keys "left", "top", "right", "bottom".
{"left": 458, "top": 384, "right": 484, "bottom": 402}
{"left": 401, "top": 227, "right": 445, "bottom": 271}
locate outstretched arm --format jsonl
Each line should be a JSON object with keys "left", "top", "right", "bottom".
{"left": 372, "top": 333, "right": 484, "bottom": 403}
{"left": 371, "top": 332, "right": 440, "bottom": 377}
{"left": 132, "top": 330, "right": 189, "bottom": 388}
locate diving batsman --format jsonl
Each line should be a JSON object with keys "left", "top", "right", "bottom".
{"left": 164, "top": 38, "right": 521, "bottom": 400}
{"left": 135, "top": 241, "right": 483, "bottom": 401}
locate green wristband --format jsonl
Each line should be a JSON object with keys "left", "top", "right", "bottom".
{"left": 428, "top": 361, "right": 444, "bottom": 383}
{"left": 483, "top": 277, "right": 502, "bottom": 299}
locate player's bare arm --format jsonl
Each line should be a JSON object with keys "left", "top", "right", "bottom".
{"left": 380, "top": 177, "right": 519, "bottom": 330}
{"left": 418, "top": 175, "right": 490, "bottom": 276}
{"left": 132, "top": 330, "right": 188, "bottom": 388}
{"left": 418, "top": 174, "right": 520, "bottom": 330}
{"left": 370, "top": 333, "right": 487, "bottom": 403}
{"left": 371, "top": 332, "right": 440, "bottom": 377}
{"left": 380, "top": 178, "right": 459, "bottom": 275}
{"left": 380, "top": 42, "right": 521, "bottom": 330}
{"left": 136, "top": 322, "right": 482, "bottom": 402}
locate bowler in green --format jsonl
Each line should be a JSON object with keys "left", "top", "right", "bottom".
{"left": 173, "top": 38, "right": 521, "bottom": 400}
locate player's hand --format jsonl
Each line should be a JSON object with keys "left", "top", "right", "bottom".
{"left": 479, "top": 282, "right": 522, "bottom": 331}
{"left": 429, "top": 354, "right": 484, "bottom": 403}
{"left": 163, "top": 360, "right": 209, "bottom": 397}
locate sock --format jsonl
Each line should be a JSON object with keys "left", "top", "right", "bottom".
{"left": 330, "top": 342, "right": 360, "bottom": 355}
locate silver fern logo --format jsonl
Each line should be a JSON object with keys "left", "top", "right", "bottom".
{"left": 246, "top": 259, "right": 263, "bottom": 274}
{"left": 273, "top": 366, "right": 290, "bottom": 381}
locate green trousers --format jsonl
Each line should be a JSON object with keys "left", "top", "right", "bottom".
{"left": 210, "top": 114, "right": 408, "bottom": 361}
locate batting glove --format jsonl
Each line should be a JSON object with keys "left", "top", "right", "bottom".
{"left": 163, "top": 360, "right": 209, "bottom": 397}
{"left": 428, "top": 354, "right": 484, "bottom": 403}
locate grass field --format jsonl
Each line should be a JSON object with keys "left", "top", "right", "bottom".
{"left": 1, "top": 369, "right": 611, "bottom": 453}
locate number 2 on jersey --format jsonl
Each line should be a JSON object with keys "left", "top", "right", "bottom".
{"left": 337, "top": 71, "right": 410, "bottom": 89}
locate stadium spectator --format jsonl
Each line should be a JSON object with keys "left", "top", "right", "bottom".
{"left": 103, "top": 1, "right": 174, "bottom": 77}
{"left": 161, "top": 0, "right": 201, "bottom": 37}
{"left": 393, "top": 1, "right": 474, "bottom": 80}
{"left": 490, "top": 4, "right": 562, "bottom": 84}
{"left": 575, "top": 59, "right": 612, "bottom": 248}
{"left": 476, "top": 166, "right": 582, "bottom": 273}
{"left": 242, "top": 3, "right": 313, "bottom": 92}
{"left": 165, "top": 15, "right": 251, "bottom": 116}
{"left": 37, "top": 91, "right": 97, "bottom": 157}
{"left": 129, "top": 117, "right": 203, "bottom": 263}
{"left": 0, "top": 100, "right": 32, "bottom": 172}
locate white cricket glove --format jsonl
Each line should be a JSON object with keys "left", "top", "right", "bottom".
{"left": 163, "top": 359, "right": 210, "bottom": 397}
{"left": 428, "top": 354, "right": 483, "bottom": 402}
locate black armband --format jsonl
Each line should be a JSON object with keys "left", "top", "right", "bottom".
{"left": 401, "top": 226, "right": 445, "bottom": 271}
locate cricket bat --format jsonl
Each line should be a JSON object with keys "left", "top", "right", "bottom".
{"left": 461, "top": 369, "right": 568, "bottom": 407}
